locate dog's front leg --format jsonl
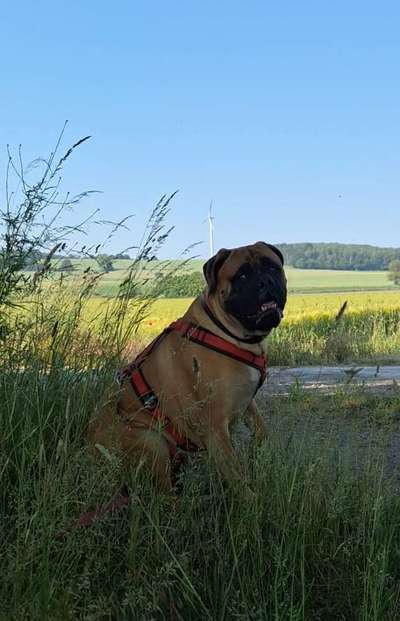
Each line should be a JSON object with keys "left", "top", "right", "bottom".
{"left": 245, "top": 400, "right": 268, "bottom": 446}
{"left": 205, "top": 422, "right": 251, "bottom": 493}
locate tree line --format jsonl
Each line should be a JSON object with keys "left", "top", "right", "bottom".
{"left": 278, "top": 243, "right": 400, "bottom": 271}
{"left": 21, "top": 244, "right": 400, "bottom": 274}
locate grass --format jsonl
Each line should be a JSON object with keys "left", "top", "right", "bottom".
{"left": 268, "top": 306, "right": 400, "bottom": 366}
{"left": 2, "top": 268, "right": 400, "bottom": 618}
{"left": 2, "top": 276, "right": 400, "bottom": 618}
{"left": 2, "top": 363, "right": 400, "bottom": 619}
{"left": 2, "top": 281, "right": 400, "bottom": 620}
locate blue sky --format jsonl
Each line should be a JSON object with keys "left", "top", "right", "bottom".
{"left": 1, "top": 1, "right": 399, "bottom": 257}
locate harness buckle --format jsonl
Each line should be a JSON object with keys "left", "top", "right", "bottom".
{"left": 142, "top": 394, "right": 158, "bottom": 410}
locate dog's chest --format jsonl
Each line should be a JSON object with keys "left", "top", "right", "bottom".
{"left": 194, "top": 358, "right": 260, "bottom": 411}
{"left": 141, "top": 333, "right": 262, "bottom": 416}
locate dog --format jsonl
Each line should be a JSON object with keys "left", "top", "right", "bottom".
{"left": 88, "top": 241, "right": 287, "bottom": 494}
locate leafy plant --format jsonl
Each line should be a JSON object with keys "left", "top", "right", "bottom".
{"left": 154, "top": 271, "right": 205, "bottom": 297}
{"left": 95, "top": 254, "right": 114, "bottom": 272}
{"left": 388, "top": 259, "right": 400, "bottom": 286}
{"left": 59, "top": 258, "right": 74, "bottom": 271}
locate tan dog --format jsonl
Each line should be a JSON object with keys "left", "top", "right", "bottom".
{"left": 88, "top": 241, "right": 287, "bottom": 493}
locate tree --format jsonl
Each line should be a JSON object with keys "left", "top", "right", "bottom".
{"left": 388, "top": 260, "right": 400, "bottom": 286}
{"left": 113, "top": 252, "right": 131, "bottom": 260}
{"left": 59, "top": 258, "right": 74, "bottom": 271}
{"left": 278, "top": 242, "right": 400, "bottom": 270}
{"left": 160, "top": 272, "right": 205, "bottom": 297}
{"left": 24, "top": 253, "right": 42, "bottom": 271}
{"left": 96, "top": 254, "right": 114, "bottom": 272}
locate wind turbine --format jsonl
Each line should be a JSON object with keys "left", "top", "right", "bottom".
{"left": 208, "top": 201, "right": 214, "bottom": 258}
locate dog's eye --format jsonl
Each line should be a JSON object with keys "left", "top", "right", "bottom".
{"left": 239, "top": 274, "right": 247, "bottom": 281}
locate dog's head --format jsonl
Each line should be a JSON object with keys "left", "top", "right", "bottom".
{"left": 203, "top": 241, "right": 287, "bottom": 334}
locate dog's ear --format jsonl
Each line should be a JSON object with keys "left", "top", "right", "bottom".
{"left": 256, "top": 241, "right": 284, "bottom": 265}
{"left": 203, "top": 248, "right": 231, "bottom": 294}
{"left": 266, "top": 244, "right": 284, "bottom": 265}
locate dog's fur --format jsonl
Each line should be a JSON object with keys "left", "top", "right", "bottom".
{"left": 87, "top": 241, "right": 287, "bottom": 492}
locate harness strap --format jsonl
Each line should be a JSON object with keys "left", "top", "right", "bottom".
{"left": 119, "top": 318, "right": 267, "bottom": 459}
{"left": 126, "top": 366, "right": 198, "bottom": 458}
{"left": 170, "top": 319, "right": 267, "bottom": 386}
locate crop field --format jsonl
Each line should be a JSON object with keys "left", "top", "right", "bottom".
{"left": 285, "top": 267, "right": 395, "bottom": 292}
{"left": 13, "top": 287, "right": 400, "bottom": 367}
{"left": 72, "top": 290, "right": 400, "bottom": 366}
{"left": 122, "top": 290, "right": 400, "bottom": 333}
{"left": 50, "top": 259, "right": 396, "bottom": 297}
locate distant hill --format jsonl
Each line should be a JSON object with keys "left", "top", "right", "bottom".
{"left": 278, "top": 243, "right": 400, "bottom": 271}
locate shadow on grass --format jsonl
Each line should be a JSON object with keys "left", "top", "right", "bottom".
{"left": 2, "top": 368, "right": 400, "bottom": 620}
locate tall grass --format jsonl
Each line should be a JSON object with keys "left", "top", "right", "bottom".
{"left": 2, "top": 134, "right": 400, "bottom": 619}
{"left": 268, "top": 307, "right": 400, "bottom": 366}
{"left": 2, "top": 366, "right": 400, "bottom": 619}
{"left": 75, "top": 300, "right": 400, "bottom": 366}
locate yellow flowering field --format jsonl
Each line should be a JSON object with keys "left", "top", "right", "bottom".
{"left": 80, "top": 290, "right": 400, "bottom": 337}
{"left": 7, "top": 287, "right": 400, "bottom": 367}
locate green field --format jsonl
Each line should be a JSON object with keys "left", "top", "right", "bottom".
{"left": 285, "top": 267, "right": 394, "bottom": 292}
{"left": 52, "top": 259, "right": 396, "bottom": 297}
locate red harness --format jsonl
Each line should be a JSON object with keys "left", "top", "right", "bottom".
{"left": 118, "top": 319, "right": 267, "bottom": 460}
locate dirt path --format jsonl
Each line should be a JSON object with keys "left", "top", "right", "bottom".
{"left": 263, "top": 365, "right": 400, "bottom": 396}
{"left": 254, "top": 365, "right": 400, "bottom": 489}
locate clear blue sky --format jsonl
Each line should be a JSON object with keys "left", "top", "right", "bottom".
{"left": 1, "top": 1, "right": 399, "bottom": 257}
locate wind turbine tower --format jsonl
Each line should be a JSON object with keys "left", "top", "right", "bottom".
{"left": 208, "top": 202, "right": 214, "bottom": 258}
